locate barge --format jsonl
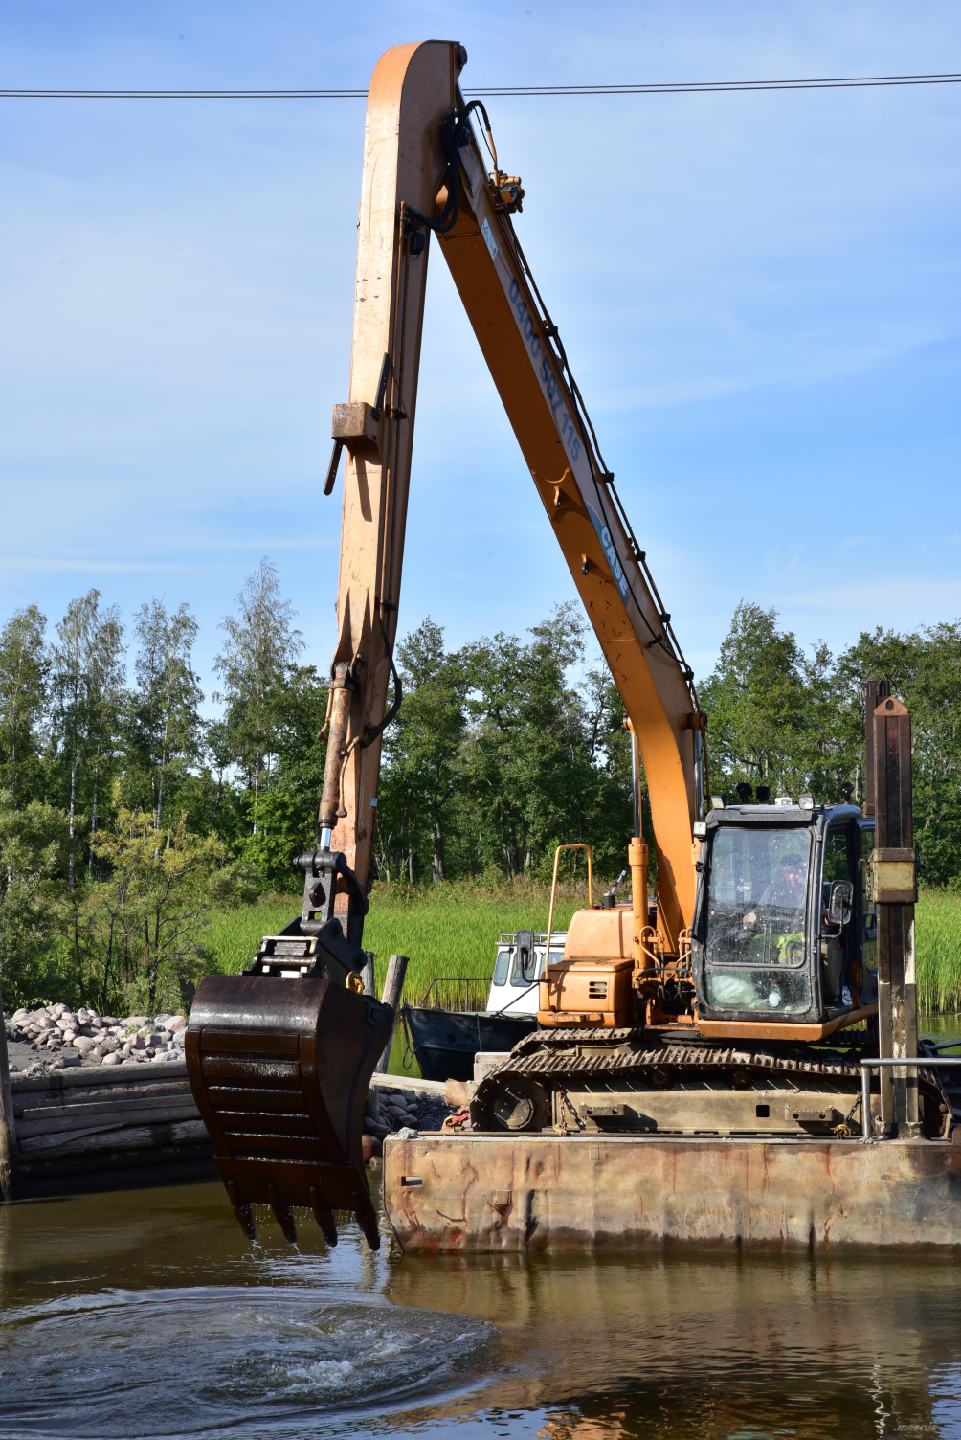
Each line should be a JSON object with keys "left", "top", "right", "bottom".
{"left": 383, "top": 1129, "right": 961, "bottom": 1254}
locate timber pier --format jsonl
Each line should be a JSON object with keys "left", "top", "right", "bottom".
{"left": 0, "top": 1026, "right": 445, "bottom": 1202}
{"left": 9, "top": 1060, "right": 214, "bottom": 1198}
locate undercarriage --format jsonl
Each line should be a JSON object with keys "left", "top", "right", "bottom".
{"left": 468, "top": 1028, "right": 950, "bottom": 1140}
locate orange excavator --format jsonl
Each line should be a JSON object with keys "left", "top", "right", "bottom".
{"left": 187, "top": 40, "right": 930, "bottom": 1248}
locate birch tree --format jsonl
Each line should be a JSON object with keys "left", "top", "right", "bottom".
{"left": 0, "top": 605, "right": 48, "bottom": 806}
{"left": 213, "top": 558, "right": 302, "bottom": 835}
{"left": 49, "top": 591, "right": 125, "bottom": 887}
{"left": 88, "top": 808, "right": 224, "bottom": 1013}
{"left": 0, "top": 791, "right": 66, "bottom": 1005}
{"left": 126, "top": 599, "right": 203, "bottom": 829}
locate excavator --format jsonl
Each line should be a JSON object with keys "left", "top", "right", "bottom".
{"left": 185, "top": 39, "right": 942, "bottom": 1249}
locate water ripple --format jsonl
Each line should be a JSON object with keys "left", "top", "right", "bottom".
{"left": 0, "top": 1286, "right": 497, "bottom": 1438}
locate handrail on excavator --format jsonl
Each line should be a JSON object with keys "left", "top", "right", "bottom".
{"left": 547, "top": 844, "right": 595, "bottom": 956}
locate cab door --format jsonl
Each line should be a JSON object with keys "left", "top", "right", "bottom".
{"left": 857, "top": 820, "right": 879, "bottom": 1007}
{"left": 820, "top": 819, "right": 859, "bottom": 1006}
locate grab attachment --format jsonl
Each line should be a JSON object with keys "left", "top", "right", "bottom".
{"left": 186, "top": 973, "right": 392, "bottom": 1248}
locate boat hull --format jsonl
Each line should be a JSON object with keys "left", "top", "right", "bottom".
{"left": 401, "top": 1005, "right": 536, "bottom": 1082}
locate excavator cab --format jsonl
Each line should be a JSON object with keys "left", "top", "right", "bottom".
{"left": 691, "top": 800, "right": 875, "bottom": 1035}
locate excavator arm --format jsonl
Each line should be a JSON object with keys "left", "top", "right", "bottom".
{"left": 186, "top": 39, "right": 705, "bottom": 1247}
{"left": 322, "top": 39, "right": 703, "bottom": 956}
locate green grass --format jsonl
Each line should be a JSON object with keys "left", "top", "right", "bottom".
{"left": 202, "top": 879, "right": 588, "bottom": 1002}
{"left": 201, "top": 883, "right": 961, "bottom": 1015}
{"left": 201, "top": 880, "right": 591, "bottom": 1080}
{"left": 916, "top": 890, "right": 961, "bottom": 1014}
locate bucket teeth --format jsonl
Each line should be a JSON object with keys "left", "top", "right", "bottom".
{"left": 309, "top": 1184, "right": 339, "bottom": 1246}
{"left": 226, "top": 1181, "right": 256, "bottom": 1241}
{"left": 267, "top": 1183, "right": 298, "bottom": 1246}
{"left": 352, "top": 1186, "right": 381, "bottom": 1250}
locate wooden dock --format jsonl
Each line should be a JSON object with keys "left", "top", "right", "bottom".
{"left": 2, "top": 1056, "right": 444, "bottom": 1200}
{"left": 9, "top": 1060, "right": 214, "bottom": 1198}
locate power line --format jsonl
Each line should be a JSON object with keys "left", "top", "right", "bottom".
{"left": 2, "top": 72, "right": 961, "bottom": 99}
{"left": 471, "top": 72, "right": 961, "bottom": 95}
{"left": 0, "top": 87, "right": 368, "bottom": 99}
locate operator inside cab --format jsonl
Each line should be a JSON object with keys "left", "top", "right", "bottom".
{"left": 742, "top": 854, "right": 806, "bottom": 927}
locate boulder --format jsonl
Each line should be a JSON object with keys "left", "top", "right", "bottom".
{"left": 101, "top": 1052, "right": 123, "bottom": 1066}
{"left": 362, "top": 1135, "right": 383, "bottom": 1162}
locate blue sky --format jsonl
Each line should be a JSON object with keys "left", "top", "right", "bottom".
{"left": 2, "top": 1, "right": 959, "bottom": 705}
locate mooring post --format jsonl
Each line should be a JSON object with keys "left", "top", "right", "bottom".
{"left": 374, "top": 954, "right": 409, "bottom": 1074}
{"left": 873, "top": 695, "right": 919, "bottom": 1136}
{"left": 863, "top": 679, "right": 890, "bottom": 818}
{"left": 0, "top": 985, "right": 18, "bottom": 1202}
{"left": 360, "top": 952, "right": 376, "bottom": 997}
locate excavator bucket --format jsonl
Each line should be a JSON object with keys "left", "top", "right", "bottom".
{"left": 185, "top": 972, "right": 392, "bottom": 1248}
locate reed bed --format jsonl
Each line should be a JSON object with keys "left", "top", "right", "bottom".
{"left": 202, "top": 885, "right": 961, "bottom": 1015}
{"left": 203, "top": 880, "right": 587, "bottom": 1003}
{"left": 916, "top": 891, "right": 961, "bottom": 1014}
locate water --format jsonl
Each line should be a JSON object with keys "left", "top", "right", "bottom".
{"left": 3, "top": 1175, "right": 961, "bottom": 1440}
{"left": 4, "top": 1011, "right": 961, "bottom": 1438}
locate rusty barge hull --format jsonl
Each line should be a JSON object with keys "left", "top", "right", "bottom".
{"left": 383, "top": 1133, "right": 961, "bottom": 1254}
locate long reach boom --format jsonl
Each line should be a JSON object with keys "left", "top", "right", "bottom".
{"left": 320, "top": 39, "right": 703, "bottom": 959}
{"left": 185, "top": 39, "right": 710, "bottom": 1249}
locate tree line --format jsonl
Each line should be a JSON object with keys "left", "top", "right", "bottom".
{"left": 0, "top": 557, "right": 958, "bottom": 1010}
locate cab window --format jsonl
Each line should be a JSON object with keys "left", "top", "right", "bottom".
{"left": 820, "top": 823, "right": 856, "bottom": 926}
{"left": 822, "top": 825, "right": 851, "bottom": 886}
{"left": 702, "top": 826, "right": 812, "bottom": 1014}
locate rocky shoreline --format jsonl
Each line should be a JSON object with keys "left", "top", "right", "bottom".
{"left": 3, "top": 1002, "right": 451, "bottom": 1146}
{"left": 4, "top": 1002, "right": 187, "bottom": 1072}
{"left": 366, "top": 1082, "right": 452, "bottom": 1143}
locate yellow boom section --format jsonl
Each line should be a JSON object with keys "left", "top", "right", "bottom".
{"left": 327, "top": 40, "right": 702, "bottom": 949}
